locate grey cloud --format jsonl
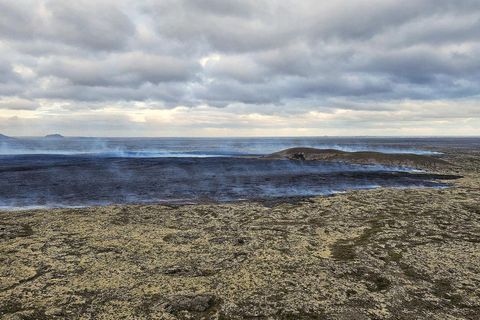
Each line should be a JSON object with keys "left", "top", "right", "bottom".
{"left": 146, "top": 0, "right": 293, "bottom": 53}
{"left": 0, "top": 0, "right": 479, "bottom": 131}
{"left": 374, "top": 12, "right": 480, "bottom": 47}
{"left": 147, "top": 0, "right": 480, "bottom": 52}
{"left": 184, "top": 0, "right": 256, "bottom": 17}
{"left": 45, "top": 0, "right": 134, "bottom": 50}
{"left": 28, "top": 81, "right": 190, "bottom": 105}
{"left": 37, "top": 53, "right": 200, "bottom": 87}
{"left": 0, "top": 57, "right": 28, "bottom": 96}
{"left": 0, "top": 98, "right": 40, "bottom": 110}
{"left": 204, "top": 55, "right": 269, "bottom": 83}
{"left": 0, "top": 61, "right": 16, "bottom": 82}
{"left": 0, "top": 0, "right": 134, "bottom": 51}
{"left": 358, "top": 46, "right": 480, "bottom": 79}
{"left": 0, "top": 1, "right": 35, "bottom": 40}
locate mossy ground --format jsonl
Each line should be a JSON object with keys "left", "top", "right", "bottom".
{"left": 1, "top": 149, "right": 479, "bottom": 319}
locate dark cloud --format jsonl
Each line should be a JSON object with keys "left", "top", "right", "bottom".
{"left": 37, "top": 53, "right": 200, "bottom": 86}
{"left": 0, "top": 0, "right": 134, "bottom": 50}
{"left": 45, "top": 0, "right": 135, "bottom": 50}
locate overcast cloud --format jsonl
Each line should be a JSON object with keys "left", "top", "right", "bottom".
{"left": 0, "top": 0, "right": 479, "bottom": 136}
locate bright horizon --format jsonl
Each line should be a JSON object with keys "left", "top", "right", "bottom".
{"left": 4, "top": 134, "right": 480, "bottom": 139}
{"left": 1, "top": 1, "right": 480, "bottom": 136}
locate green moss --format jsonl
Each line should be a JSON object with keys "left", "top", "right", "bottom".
{"left": 366, "top": 274, "right": 391, "bottom": 292}
{"left": 331, "top": 241, "right": 356, "bottom": 261}
{"left": 0, "top": 300, "right": 23, "bottom": 315}
{"left": 387, "top": 250, "right": 403, "bottom": 262}
{"left": 432, "top": 279, "right": 464, "bottom": 305}
{"left": 399, "top": 263, "right": 430, "bottom": 281}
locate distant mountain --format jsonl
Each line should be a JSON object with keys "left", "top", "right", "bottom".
{"left": 44, "top": 134, "right": 65, "bottom": 139}
{"left": 0, "top": 133, "right": 14, "bottom": 140}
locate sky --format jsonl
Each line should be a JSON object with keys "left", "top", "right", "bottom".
{"left": 0, "top": 0, "right": 479, "bottom": 137}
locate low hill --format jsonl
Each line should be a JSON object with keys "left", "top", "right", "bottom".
{"left": 264, "top": 147, "right": 450, "bottom": 170}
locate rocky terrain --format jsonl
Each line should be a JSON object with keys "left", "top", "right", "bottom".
{"left": 0, "top": 147, "right": 479, "bottom": 319}
{"left": 265, "top": 147, "right": 450, "bottom": 171}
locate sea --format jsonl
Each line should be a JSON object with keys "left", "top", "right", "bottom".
{"left": 0, "top": 136, "right": 469, "bottom": 209}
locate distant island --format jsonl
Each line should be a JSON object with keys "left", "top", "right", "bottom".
{"left": 44, "top": 134, "right": 65, "bottom": 139}
{"left": 0, "top": 133, "right": 14, "bottom": 140}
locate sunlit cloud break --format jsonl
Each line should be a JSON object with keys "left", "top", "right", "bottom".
{"left": 0, "top": 0, "right": 479, "bottom": 136}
